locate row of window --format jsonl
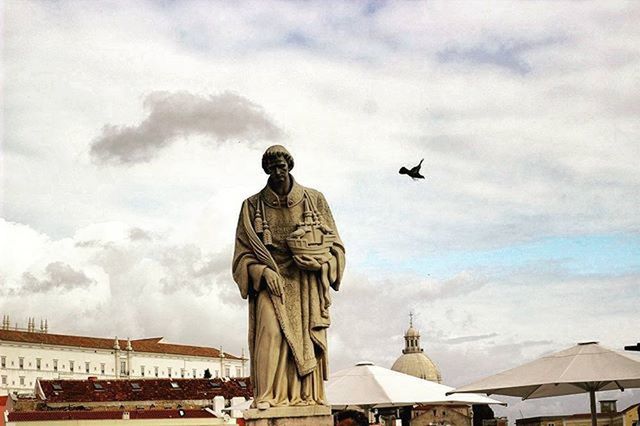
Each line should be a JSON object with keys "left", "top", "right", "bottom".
{"left": 1, "top": 355, "right": 107, "bottom": 374}
{"left": 134, "top": 366, "right": 241, "bottom": 378}
{"left": 1, "top": 356, "right": 242, "bottom": 378}
{"left": 1, "top": 374, "right": 34, "bottom": 387}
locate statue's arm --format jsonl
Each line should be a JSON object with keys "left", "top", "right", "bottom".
{"left": 232, "top": 200, "right": 268, "bottom": 298}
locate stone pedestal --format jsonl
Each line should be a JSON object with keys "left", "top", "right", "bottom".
{"left": 244, "top": 405, "right": 333, "bottom": 426}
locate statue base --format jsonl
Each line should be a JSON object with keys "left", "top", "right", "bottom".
{"left": 243, "top": 405, "right": 332, "bottom": 426}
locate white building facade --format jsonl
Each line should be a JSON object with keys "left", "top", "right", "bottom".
{"left": 0, "top": 316, "right": 246, "bottom": 396}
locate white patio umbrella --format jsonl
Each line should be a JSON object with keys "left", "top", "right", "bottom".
{"left": 326, "top": 361, "right": 504, "bottom": 409}
{"left": 448, "top": 342, "right": 640, "bottom": 426}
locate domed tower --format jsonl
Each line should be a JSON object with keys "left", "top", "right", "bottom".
{"left": 391, "top": 314, "right": 442, "bottom": 383}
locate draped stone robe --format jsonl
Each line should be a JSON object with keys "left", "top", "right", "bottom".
{"left": 232, "top": 178, "right": 345, "bottom": 407}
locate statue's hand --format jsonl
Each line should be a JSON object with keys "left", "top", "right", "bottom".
{"left": 263, "top": 268, "right": 284, "bottom": 297}
{"left": 293, "top": 254, "right": 325, "bottom": 271}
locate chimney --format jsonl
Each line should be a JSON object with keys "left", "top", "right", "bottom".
{"left": 40, "top": 319, "right": 44, "bottom": 333}
{"left": 44, "top": 319, "right": 48, "bottom": 334}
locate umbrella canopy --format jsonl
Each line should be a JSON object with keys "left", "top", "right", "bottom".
{"left": 327, "top": 361, "right": 504, "bottom": 409}
{"left": 449, "top": 342, "right": 640, "bottom": 426}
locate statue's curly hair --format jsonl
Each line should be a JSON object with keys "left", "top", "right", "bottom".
{"left": 261, "top": 145, "right": 294, "bottom": 174}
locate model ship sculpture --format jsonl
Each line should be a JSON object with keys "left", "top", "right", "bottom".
{"left": 286, "top": 195, "right": 337, "bottom": 258}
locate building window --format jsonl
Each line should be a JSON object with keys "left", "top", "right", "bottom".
{"left": 85, "top": 362, "right": 90, "bottom": 373}
{"left": 1, "top": 375, "right": 6, "bottom": 384}
{"left": 154, "top": 366, "right": 159, "bottom": 377}
{"left": 215, "top": 369, "right": 219, "bottom": 378}
{"left": 120, "top": 361, "right": 127, "bottom": 375}
{"left": 168, "top": 367, "right": 172, "bottom": 378}
{"left": 180, "top": 369, "right": 185, "bottom": 378}
{"left": 19, "top": 376, "right": 25, "bottom": 386}
{"left": 236, "top": 367, "right": 241, "bottom": 377}
{"left": 70, "top": 360, "right": 75, "bottom": 372}
{"left": 225, "top": 367, "right": 230, "bottom": 377}
{"left": 36, "top": 358, "right": 41, "bottom": 370}
{"left": 53, "top": 359, "right": 58, "bottom": 372}
{"left": 100, "top": 363, "right": 105, "bottom": 375}
{"left": 19, "top": 357, "right": 24, "bottom": 369}
{"left": 547, "top": 423, "right": 555, "bottom": 426}
{"left": 141, "top": 366, "right": 145, "bottom": 377}
{"left": 193, "top": 369, "right": 197, "bottom": 378}
{"left": 1, "top": 356, "right": 5, "bottom": 368}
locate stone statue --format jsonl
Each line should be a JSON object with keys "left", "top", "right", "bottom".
{"left": 232, "top": 145, "right": 346, "bottom": 411}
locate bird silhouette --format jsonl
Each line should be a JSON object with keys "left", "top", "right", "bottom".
{"left": 399, "top": 159, "right": 425, "bottom": 180}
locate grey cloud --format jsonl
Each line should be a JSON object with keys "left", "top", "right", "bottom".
{"left": 437, "top": 36, "right": 566, "bottom": 75}
{"left": 439, "top": 332, "right": 499, "bottom": 345}
{"left": 415, "top": 272, "right": 489, "bottom": 301}
{"left": 75, "top": 240, "right": 101, "bottom": 248}
{"left": 21, "top": 262, "right": 95, "bottom": 293}
{"left": 128, "top": 227, "right": 151, "bottom": 241}
{"left": 158, "top": 245, "right": 230, "bottom": 295}
{"left": 90, "top": 91, "right": 284, "bottom": 165}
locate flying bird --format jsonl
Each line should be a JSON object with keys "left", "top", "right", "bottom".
{"left": 399, "top": 159, "right": 425, "bottom": 180}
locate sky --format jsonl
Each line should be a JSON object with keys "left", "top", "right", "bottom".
{"left": 1, "top": 0, "right": 639, "bottom": 421}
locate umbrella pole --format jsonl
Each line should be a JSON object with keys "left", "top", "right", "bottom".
{"left": 589, "top": 389, "right": 597, "bottom": 426}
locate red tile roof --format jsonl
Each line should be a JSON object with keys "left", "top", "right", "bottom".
{"left": 39, "top": 378, "right": 252, "bottom": 403}
{"left": 0, "top": 329, "right": 240, "bottom": 360}
{"left": 8, "top": 408, "right": 220, "bottom": 422}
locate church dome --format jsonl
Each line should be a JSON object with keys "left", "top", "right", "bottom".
{"left": 391, "top": 352, "right": 442, "bottom": 383}
{"left": 390, "top": 315, "right": 442, "bottom": 383}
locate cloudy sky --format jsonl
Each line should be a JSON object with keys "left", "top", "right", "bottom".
{"left": 2, "top": 0, "right": 639, "bottom": 420}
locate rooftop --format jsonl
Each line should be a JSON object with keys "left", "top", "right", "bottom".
{"left": 36, "top": 377, "right": 252, "bottom": 404}
{"left": 0, "top": 329, "right": 240, "bottom": 360}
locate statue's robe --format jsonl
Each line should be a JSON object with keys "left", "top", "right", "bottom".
{"left": 232, "top": 178, "right": 345, "bottom": 406}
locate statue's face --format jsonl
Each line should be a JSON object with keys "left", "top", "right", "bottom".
{"left": 266, "top": 156, "right": 290, "bottom": 184}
